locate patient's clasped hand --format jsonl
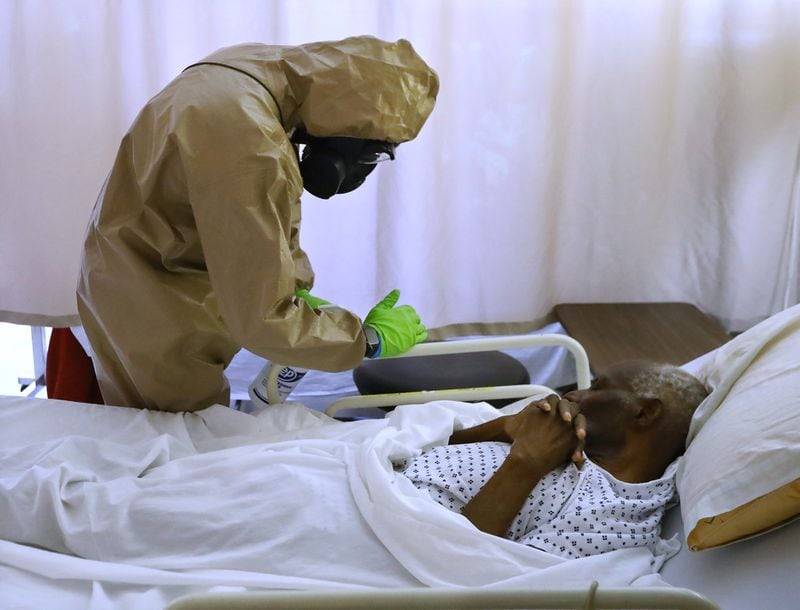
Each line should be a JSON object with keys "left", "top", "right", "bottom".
{"left": 396, "top": 360, "right": 709, "bottom": 559}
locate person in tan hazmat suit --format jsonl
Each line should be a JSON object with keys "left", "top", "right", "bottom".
{"left": 76, "top": 36, "right": 439, "bottom": 412}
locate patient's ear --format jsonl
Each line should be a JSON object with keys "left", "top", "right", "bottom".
{"left": 632, "top": 397, "right": 662, "bottom": 428}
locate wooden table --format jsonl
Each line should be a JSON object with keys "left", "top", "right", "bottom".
{"left": 554, "top": 302, "right": 731, "bottom": 374}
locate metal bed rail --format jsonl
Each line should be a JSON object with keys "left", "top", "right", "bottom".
{"left": 265, "top": 333, "right": 591, "bottom": 417}
{"left": 166, "top": 584, "right": 720, "bottom": 610}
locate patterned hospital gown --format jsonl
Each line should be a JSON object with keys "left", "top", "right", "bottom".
{"left": 394, "top": 441, "right": 677, "bottom": 559}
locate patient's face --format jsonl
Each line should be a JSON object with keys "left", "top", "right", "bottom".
{"left": 563, "top": 361, "right": 650, "bottom": 445}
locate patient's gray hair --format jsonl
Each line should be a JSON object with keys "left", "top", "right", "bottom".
{"left": 628, "top": 364, "right": 709, "bottom": 421}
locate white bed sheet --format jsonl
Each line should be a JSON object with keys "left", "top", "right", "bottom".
{"left": 659, "top": 505, "right": 800, "bottom": 610}
{"left": 1, "top": 394, "right": 670, "bottom": 610}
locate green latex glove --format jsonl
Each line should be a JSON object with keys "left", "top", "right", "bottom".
{"left": 363, "top": 289, "right": 427, "bottom": 358}
{"left": 295, "top": 288, "right": 331, "bottom": 310}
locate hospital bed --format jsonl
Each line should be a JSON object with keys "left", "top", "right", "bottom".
{"left": 2, "top": 304, "right": 799, "bottom": 610}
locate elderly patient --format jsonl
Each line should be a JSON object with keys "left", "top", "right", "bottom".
{"left": 394, "top": 360, "right": 709, "bottom": 559}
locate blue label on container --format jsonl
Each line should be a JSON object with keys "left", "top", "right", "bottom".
{"left": 278, "top": 367, "right": 307, "bottom": 383}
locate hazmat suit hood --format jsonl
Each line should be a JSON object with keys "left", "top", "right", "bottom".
{"left": 197, "top": 36, "right": 439, "bottom": 142}
{"left": 77, "top": 37, "right": 438, "bottom": 412}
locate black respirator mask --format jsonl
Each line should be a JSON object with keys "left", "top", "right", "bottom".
{"left": 291, "top": 128, "right": 397, "bottom": 199}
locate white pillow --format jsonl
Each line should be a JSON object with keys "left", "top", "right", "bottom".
{"left": 677, "top": 303, "right": 800, "bottom": 550}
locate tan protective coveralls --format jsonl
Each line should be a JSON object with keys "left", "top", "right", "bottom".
{"left": 76, "top": 37, "right": 439, "bottom": 412}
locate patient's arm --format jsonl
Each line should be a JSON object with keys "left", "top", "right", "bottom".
{"left": 450, "top": 396, "right": 586, "bottom": 464}
{"left": 448, "top": 414, "right": 512, "bottom": 444}
{"left": 460, "top": 406, "right": 577, "bottom": 537}
{"left": 448, "top": 397, "right": 559, "bottom": 444}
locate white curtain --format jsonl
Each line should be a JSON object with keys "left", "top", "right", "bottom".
{"left": 2, "top": 0, "right": 798, "bottom": 333}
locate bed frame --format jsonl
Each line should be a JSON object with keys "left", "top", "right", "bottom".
{"left": 1, "top": 333, "right": 729, "bottom": 610}
{"left": 188, "top": 334, "right": 722, "bottom": 610}
{"left": 166, "top": 584, "right": 719, "bottom": 609}
{"left": 262, "top": 333, "right": 593, "bottom": 417}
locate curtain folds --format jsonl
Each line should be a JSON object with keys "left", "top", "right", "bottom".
{"left": 2, "top": 0, "right": 798, "bottom": 333}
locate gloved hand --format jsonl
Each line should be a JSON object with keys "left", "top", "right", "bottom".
{"left": 363, "top": 289, "right": 427, "bottom": 358}
{"left": 295, "top": 288, "right": 331, "bottom": 310}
